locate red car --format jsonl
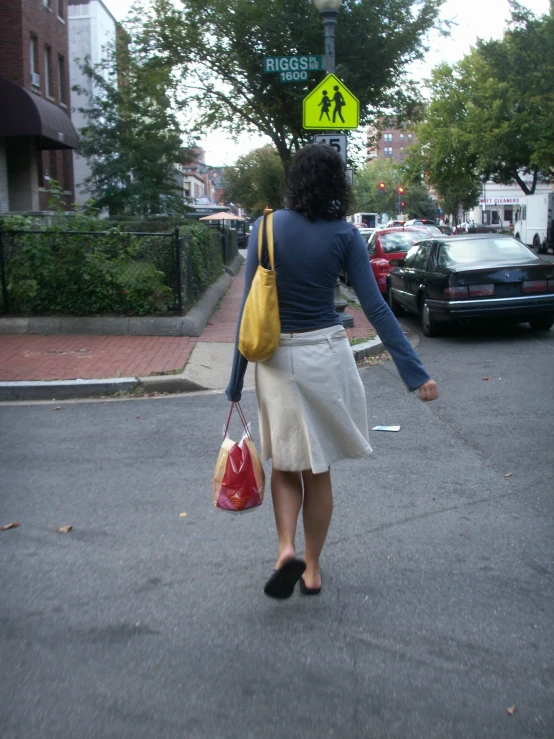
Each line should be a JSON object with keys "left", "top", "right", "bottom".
{"left": 367, "top": 227, "right": 436, "bottom": 294}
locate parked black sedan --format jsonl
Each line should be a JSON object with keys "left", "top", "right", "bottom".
{"left": 386, "top": 234, "right": 554, "bottom": 336}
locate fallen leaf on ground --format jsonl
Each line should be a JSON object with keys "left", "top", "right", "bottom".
{"left": 179, "top": 512, "right": 187, "bottom": 517}
{"left": 54, "top": 406, "right": 61, "bottom": 411}
{"left": 136, "top": 416, "right": 140, "bottom": 419}
{"left": 57, "top": 525, "right": 73, "bottom": 533}
{"left": 505, "top": 473, "right": 513, "bottom": 478}
{"left": 482, "top": 377, "right": 490, "bottom": 381}
{"left": 507, "top": 705, "right": 517, "bottom": 716}
{"left": 1, "top": 522, "right": 20, "bottom": 530}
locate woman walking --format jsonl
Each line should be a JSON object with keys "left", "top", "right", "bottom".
{"left": 226, "top": 144, "right": 438, "bottom": 599}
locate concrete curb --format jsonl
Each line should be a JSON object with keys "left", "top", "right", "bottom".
{"left": 137, "top": 374, "right": 208, "bottom": 394}
{"left": 351, "top": 336, "right": 384, "bottom": 362}
{"left": 0, "top": 377, "right": 138, "bottom": 401}
{"left": 0, "top": 254, "right": 245, "bottom": 338}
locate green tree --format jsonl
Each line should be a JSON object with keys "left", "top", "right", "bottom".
{"left": 414, "top": 3, "right": 554, "bottom": 199}
{"left": 406, "top": 64, "right": 482, "bottom": 217}
{"left": 134, "top": 0, "right": 446, "bottom": 167}
{"left": 223, "top": 146, "right": 285, "bottom": 218}
{"left": 353, "top": 158, "right": 436, "bottom": 219}
{"left": 76, "top": 43, "right": 194, "bottom": 216}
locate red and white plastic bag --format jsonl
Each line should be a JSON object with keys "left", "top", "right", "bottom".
{"left": 212, "top": 403, "right": 265, "bottom": 512}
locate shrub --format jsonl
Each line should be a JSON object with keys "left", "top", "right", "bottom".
{"left": 0, "top": 213, "right": 173, "bottom": 315}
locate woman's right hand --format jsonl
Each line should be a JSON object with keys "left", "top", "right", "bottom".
{"left": 418, "top": 379, "right": 439, "bottom": 402}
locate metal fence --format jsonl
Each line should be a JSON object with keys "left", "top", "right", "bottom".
{"left": 0, "top": 226, "right": 239, "bottom": 316}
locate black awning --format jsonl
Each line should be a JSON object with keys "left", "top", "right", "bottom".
{"left": 0, "top": 76, "right": 78, "bottom": 150}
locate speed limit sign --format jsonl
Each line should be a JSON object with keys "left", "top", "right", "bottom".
{"left": 313, "top": 134, "right": 347, "bottom": 164}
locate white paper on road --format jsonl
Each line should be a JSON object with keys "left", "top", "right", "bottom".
{"left": 372, "top": 425, "right": 401, "bottom": 432}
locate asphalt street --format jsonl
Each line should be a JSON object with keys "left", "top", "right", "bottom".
{"left": 1, "top": 321, "right": 553, "bottom": 739}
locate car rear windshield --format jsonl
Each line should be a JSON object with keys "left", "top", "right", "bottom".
{"left": 439, "top": 238, "right": 538, "bottom": 265}
{"left": 380, "top": 232, "right": 425, "bottom": 253}
{"left": 425, "top": 225, "right": 443, "bottom": 236}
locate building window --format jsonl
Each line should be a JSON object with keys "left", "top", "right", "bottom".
{"left": 383, "top": 146, "right": 393, "bottom": 157}
{"left": 504, "top": 206, "right": 513, "bottom": 223}
{"left": 56, "top": 0, "right": 63, "bottom": 19}
{"left": 44, "top": 46, "right": 53, "bottom": 97}
{"left": 407, "top": 133, "right": 413, "bottom": 141}
{"left": 43, "top": 0, "right": 52, "bottom": 10}
{"left": 383, "top": 133, "right": 392, "bottom": 143}
{"left": 399, "top": 133, "right": 404, "bottom": 141}
{"left": 30, "top": 35, "right": 39, "bottom": 87}
{"left": 58, "top": 55, "right": 66, "bottom": 104}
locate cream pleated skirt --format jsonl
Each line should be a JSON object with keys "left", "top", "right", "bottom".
{"left": 255, "top": 325, "right": 372, "bottom": 474}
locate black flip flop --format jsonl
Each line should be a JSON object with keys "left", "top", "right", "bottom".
{"left": 263, "top": 558, "right": 306, "bottom": 599}
{"left": 299, "top": 573, "right": 322, "bottom": 596}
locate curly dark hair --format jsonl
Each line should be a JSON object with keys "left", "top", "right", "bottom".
{"left": 285, "top": 143, "right": 351, "bottom": 221}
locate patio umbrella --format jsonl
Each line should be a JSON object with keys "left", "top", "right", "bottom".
{"left": 198, "top": 211, "right": 246, "bottom": 221}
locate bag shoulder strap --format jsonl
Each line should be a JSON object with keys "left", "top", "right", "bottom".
{"left": 257, "top": 211, "right": 275, "bottom": 270}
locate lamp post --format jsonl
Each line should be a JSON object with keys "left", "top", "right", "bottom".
{"left": 313, "top": 0, "right": 343, "bottom": 74}
{"left": 313, "top": 0, "right": 353, "bottom": 328}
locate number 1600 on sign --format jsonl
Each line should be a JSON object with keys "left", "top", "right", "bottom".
{"left": 280, "top": 70, "right": 308, "bottom": 82}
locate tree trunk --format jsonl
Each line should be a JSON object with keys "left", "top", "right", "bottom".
{"left": 513, "top": 169, "right": 538, "bottom": 195}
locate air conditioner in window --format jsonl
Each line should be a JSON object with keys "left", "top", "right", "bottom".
{"left": 31, "top": 72, "right": 40, "bottom": 87}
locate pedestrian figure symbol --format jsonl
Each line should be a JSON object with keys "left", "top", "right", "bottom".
{"left": 318, "top": 90, "right": 331, "bottom": 121}
{"left": 303, "top": 73, "right": 359, "bottom": 130}
{"left": 332, "top": 85, "right": 345, "bottom": 123}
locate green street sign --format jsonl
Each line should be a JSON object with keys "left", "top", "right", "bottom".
{"left": 263, "top": 55, "right": 323, "bottom": 82}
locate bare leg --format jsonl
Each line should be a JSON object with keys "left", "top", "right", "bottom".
{"left": 271, "top": 468, "right": 303, "bottom": 569}
{"left": 301, "top": 469, "right": 333, "bottom": 589}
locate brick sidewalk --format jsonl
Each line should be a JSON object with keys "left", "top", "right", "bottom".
{"left": 0, "top": 335, "right": 198, "bottom": 382}
{"left": 0, "top": 265, "right": 375, "bottom": 382}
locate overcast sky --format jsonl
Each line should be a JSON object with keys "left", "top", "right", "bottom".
{"left": 104, "top": 0, "right": 551, "bottom": 166}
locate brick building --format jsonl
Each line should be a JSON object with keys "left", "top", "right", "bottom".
{"left": 0, "top": 0, "right": 78, "bottom": 213}
{"left": 367, "top": 123, "right": 416, "bottom": 163}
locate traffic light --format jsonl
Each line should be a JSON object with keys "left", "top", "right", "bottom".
{"left": 400, "top": 201, "right": 405, "bottom": 208}
{"left": 378, "top": 182, "right": 386, "bottom": 191}
{"left": 397, "top": 186, "right": 405, "bottom": 195}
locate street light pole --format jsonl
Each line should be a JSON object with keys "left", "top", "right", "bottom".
{"left": 313, "top": 0, "right": 342, "bottom": 73}
{"left": 313, "top": 0, "right": 353, "bottom": 328}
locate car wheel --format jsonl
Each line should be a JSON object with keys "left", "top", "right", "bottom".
{"left": 533, "top": 234, "right": 544, "bottom": 254}
{"left": 420, "top": 297, "right": 442, "bottom": 337}
{"left": 529, "top": 313, "right": 554, "bottom": 331}
{"left": 387, "top": 286, "right": 405, "bottom": 316}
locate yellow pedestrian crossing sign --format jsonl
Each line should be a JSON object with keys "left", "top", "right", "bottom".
{"left": 303, "top": 74, "right": 359, "bottom": 130}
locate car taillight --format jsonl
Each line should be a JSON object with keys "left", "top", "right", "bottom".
{"left": 469, "top": 284, "right": 495, "bottom": 297}
{"left": 523, "top": 280, "right": 547, "bottom": 293}
{"left": 444, "top": 286, "right": 468, "bottom": 299}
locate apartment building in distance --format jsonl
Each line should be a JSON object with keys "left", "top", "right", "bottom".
{"left": 0, "top": 0, "right": 78, "bottom": 212}
{"left": 367, "top": 122, "right": 416, "bottom": 163}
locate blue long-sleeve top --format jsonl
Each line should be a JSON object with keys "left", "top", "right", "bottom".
{"left": 226, "top": 209, "right": 431, "bottom": 401}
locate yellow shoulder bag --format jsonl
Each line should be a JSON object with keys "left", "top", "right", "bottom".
{"left": 238, "top": 210, "right": 280, "bottom": 363}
